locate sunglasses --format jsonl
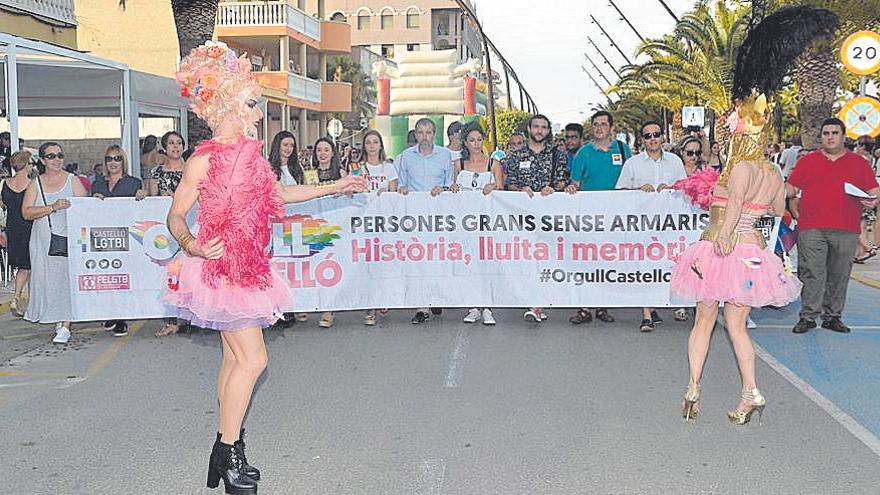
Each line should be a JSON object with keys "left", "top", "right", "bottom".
{"left": 684, "top": 150, "right": 702, "bottom": 157}
{"left": 42, "top": 152, "right": 64, "bottom": 160}
{"left": 104, "top": 155, "right": 124, "bottom": 163}
{"left": 642, "top": 132, "right": 663, "bottom": 140}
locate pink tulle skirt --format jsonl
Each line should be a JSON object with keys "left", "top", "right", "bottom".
{"left": 164, "top": 254, "right": 292, "bottom": 331}
{"left": 670, "top": 240, "right": 801, "bottom": 307}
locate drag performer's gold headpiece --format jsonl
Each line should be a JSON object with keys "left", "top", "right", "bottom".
{"left": 717, "top": 6, "right": 838, "bottom": 187}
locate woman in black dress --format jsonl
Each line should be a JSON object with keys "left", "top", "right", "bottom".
{"left": 1, "top": 150, "right": 35, "bottom": 317}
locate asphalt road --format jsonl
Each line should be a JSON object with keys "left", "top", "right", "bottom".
{"left": 1, "top": 302, "right": 879, "bottom": 494}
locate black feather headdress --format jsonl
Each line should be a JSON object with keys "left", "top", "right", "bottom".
{"left": 732, "top": 6, "right": 839, "bottom": 101}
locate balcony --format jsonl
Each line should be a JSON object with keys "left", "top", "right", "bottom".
{"left": 288, "top": 72, "right": 321, "bottom": 104}
{"left": 216, "top": 1, "right": 320, "bottom": 42}
{"left": 0, "top": 0, "right": 77, "bottom": 25}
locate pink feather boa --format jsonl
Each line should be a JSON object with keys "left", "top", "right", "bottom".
{"left": 194, "top": 137, "right": 284, "bottom": 289}
{"left": 673, "top": 168, "right": 719, "bottom": 210}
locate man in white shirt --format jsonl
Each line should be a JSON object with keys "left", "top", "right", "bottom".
{"left": 616, "top": 121, "right": 687, "bottom": 192}
{"left": 616, "top": 121, "right": 687, "bottom": 332}
{"left": 779, "top": 136, "right": 802, "bottom": 177}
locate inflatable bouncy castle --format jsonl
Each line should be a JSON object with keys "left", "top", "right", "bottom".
{"left": 372, "top": 49, "right": 491, "bottom": 157}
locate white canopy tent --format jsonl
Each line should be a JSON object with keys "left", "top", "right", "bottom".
{"left": 0, "top": 33, "right": 188, "bottom": 177}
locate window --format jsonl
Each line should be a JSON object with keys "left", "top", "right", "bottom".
{"left": 406, "top": 43, "right": 419, "bottom": 52}
{"left": 406, "top": 11, "right": 420, "bottom": 28}
{"left": 381, "top": 44, "right": 395, "bottom": 58}
{"left": 357, "top": 13, "right": 370, "bottom": 30}
{"left": 381, "top": 13, "right": 393, "bottom": 30}
{"left": 330, "top": 12, "right": 346, "bottom": 22}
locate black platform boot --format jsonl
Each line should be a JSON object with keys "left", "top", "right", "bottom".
{"left": 235, "top": 429, "right": 261, "bottom": 481}
{"left": 207, "top": 438, "right": 258, "bottom": 494}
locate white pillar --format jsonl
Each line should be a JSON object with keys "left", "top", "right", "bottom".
{"left": 5, "top": 44, "right": 20, "bottom": 154}
{"left": 280, "top": 35, "right": 289, "bottom": 72}
{"left": 299, "top": 107, "right": 308, "bottom": 147}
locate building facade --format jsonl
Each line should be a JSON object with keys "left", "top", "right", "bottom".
{"left": 311, "top": 0, "right": 482, "bottom": 63}
{"left": 0, "top": 0, "right": 78, "bottom": 48}
{"left": 215, "top": 0, "right": 353, "bottom": 147}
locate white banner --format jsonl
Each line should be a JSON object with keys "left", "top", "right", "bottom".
{"left": 65, "top": 192, "right": 779, "bottom": 321}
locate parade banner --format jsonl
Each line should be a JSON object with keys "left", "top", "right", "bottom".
{"left": 66, "top": 192, "right": 779, "bottom": 321}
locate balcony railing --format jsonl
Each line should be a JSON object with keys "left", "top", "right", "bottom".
{"left": 217, "top": 1, "right": 320, "bottom": 42}
{"left": 0, "top": 0, "right": 77, "bottom": 25}
{"left": 288, "top": 72, "right": 321, "bottom": 103}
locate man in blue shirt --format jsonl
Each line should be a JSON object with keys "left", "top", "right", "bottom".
{"left": 398, "top": 117, "right": 454, "bottom": 196}
{"left": 568, "top": 110, "right": 633, "bottom": 326}
{"left": 398, "top": 117, "right": 454, "bottom": 324}
{"left": 571, "top": 111, "right": 632, "bottom": 191}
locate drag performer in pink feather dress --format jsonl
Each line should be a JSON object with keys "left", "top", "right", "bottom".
{"left": 670, "top": 6, "right": 837, "bottom": 426}
{"left": 165, "top": 41, "right": 365, "bottom": 494}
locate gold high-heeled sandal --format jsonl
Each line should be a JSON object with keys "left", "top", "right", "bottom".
{"left": 727, "top": 388, "right": 766, "bottom": 426}
{"left": 682, "top": 382, "right": 700, "bottom": 422}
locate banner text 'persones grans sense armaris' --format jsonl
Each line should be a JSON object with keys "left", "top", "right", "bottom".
{"left": 66, "top": 192, "right": 779, "bottom": 321}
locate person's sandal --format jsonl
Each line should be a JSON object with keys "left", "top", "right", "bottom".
{"left": 318, "top": 312, "right": 334, "bottom": 328}
{"left": 155, "top": 322, "right": 178, "bottom": 337}
{"left": 364, "top": 310, "right": 377, "bottom": 326}
{"left": 674, "top": 308, "right": 689, "bottom": 322}
{"left": 569, "top": 309, "right": 592, "bottom": 325}
{"left": 595, "top": 309, "right": 615, "bottom": 323}
{"left": 294, "top": 313, "right": 309, "bottom": 323}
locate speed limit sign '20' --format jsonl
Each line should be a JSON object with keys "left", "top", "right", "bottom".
{"left": 841, "top": 30, "right": 880, "bottom": 76}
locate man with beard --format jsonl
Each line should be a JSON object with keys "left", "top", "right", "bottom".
{"left": 504, "top": 114, "right": 576, "bottom": 323}
{"left": 567, "top": 110, "right": 633, "bottom": 326}
{"left": 399, "top": 117, "right": 455, "bottom": 324}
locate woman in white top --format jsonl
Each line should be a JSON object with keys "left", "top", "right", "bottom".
{"left": 268, "top": 131, "right": 308, "bottom": 327}
{"left": 268, "top": 131, "right": 304, "bottom": 186}
{"left": 361, "top": 130, "right": 398, "bottom": 194}
{"left": 359, "top": 130, "right": 397, "bottom": 326}
{"left": 451, "top": 123, "right": 504, "bottom": 325}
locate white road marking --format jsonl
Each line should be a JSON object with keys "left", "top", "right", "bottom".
{"left": 415, "top": 458, "right": 446, "bottom": 495}
{"left": 443, "top": 329, "right": 469, "bottom": 388}
{"left": 753, "top": 343, "right": 880, "bottom": 459}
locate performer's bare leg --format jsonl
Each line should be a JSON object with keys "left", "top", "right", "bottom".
{"left": 218, "top": 327, "right": 268, "bottom": 444}
{"left": 687, "top": 300, "right": 719, "bottom": 386}
{"left": 723, "top": 303, "right": 757, "bottom": 410}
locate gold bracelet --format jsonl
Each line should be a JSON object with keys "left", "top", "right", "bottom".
{"left": 316, "top": 181, "right": 337, "bottom": 190}
{"left": 177, "top": 233, "right": 194, "bottom": 253}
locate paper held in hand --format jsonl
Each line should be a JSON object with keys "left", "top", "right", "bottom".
{"left": 844, "top": 182, "right": 877, "bottom": 200}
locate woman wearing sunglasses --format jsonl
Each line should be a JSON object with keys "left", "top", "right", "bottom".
{"left": 22, "top": 142, "right": 88, "bottom": 344}
{"left": 450, "top": 123, "right": 504, "bottom": 325}
{"left": 91, "top": 145, "right": 146, "bottom": 336}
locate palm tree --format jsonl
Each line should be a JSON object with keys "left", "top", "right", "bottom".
{"left": 607, "top": 1, "right": 750, "bottom": 145}
{"left": 119, "top": 0, "right": 219, "bottom": 144}
{"left": 774, "top": 0, "right": 880, "bottom": 147}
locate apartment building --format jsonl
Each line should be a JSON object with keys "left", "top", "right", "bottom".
{"left": 310, "top": 0, "right": 482, "bottom": 63}
{"left": 0, "top": 0, "right": 78, "bottom": 48}
{"left": 215, "top": 0, "right": 353, "bottom": 146}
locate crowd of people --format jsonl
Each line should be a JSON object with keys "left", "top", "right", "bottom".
{"left": 1, "top": 106, "right": 878, "bottom": 342}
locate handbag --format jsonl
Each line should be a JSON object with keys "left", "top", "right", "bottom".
{"left": 36, "top": 174, "right": 68, "bottom": 257}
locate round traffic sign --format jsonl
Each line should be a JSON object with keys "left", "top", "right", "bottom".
{"left": 840, "top": 30, "right": 880, "bottom": 75}
{"left": 838, "top": 96, "right": 880, "bottom": 139}
{"left": 327, "top": 118, "right": 343, "bottom": 138}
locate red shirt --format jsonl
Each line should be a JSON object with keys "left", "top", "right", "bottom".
{"left": 788, "top": 150, "right": 878, "bottom": 233}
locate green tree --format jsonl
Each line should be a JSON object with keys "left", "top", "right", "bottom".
{"left": 486, "top": 109, "right": 530, "bottom": 150}
{"left": 327, "top": 56, "right": 377, "bottom": 128}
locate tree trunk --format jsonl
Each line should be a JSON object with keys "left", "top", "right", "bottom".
{"left": 795, "top": 43, "right": 838, "bottom": 149}
{"left": 171, "top": 0, "right": 219, "bottom": 147}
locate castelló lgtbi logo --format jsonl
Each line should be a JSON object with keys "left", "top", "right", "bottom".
{"left": 271, "top": 214, "right": 341, "bottom": 258}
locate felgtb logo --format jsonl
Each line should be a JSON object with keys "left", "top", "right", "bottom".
{"left": 78, "top": 274, "right": 130, "bottom": 291}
